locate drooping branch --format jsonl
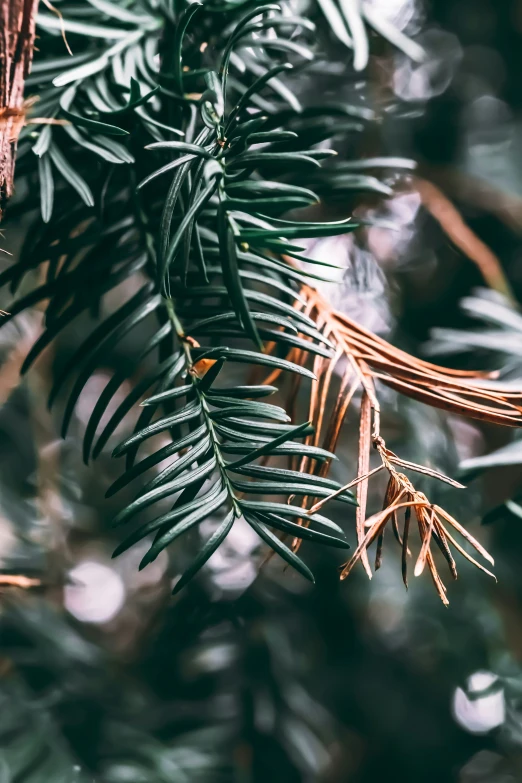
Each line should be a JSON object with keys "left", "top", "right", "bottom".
{"left": 261, "top": 280, "right": 522, "bottom": 601}
{"left": 0, "top": 0, "right": 39, "bottom": 215}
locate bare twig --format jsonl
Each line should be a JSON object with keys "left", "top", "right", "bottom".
{"left": 0, "top": 574, "right": 40, "bottom": 588}
{"left": 414, "top": 176, "right": 515, "bottom": 303}
{"left": 261, "top": 276, "right": 519, "bottom": 601}
{"left": 0, "top": 0, "right": 40, "bottom": 214}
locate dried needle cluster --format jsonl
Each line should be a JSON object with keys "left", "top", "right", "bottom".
{"left": 265, "top": 282, "right": 522, "bottom": 602}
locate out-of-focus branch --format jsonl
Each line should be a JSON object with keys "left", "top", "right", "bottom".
{"left": 423, "top": 164, "right": 522, "bottom": 235}
{"left": 414, "top": 176, "right": 516, "bottom": 303}
{"left": 0, "top": 574, "right": 40, "bottom": 588}
{"left": 0, "top": 0, "right": 39, "bottom": 215}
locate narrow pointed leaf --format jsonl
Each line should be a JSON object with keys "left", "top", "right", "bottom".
{"left": 112, "top": 401, "right": 202, "bottom": 457}
{"left": 172, "top": 509, "right": 236, "bottom": 594}
{"left": 246, "top": 515, "right": 315, "bottom": 583}
{"left": 254, "top": 512, "right": 349, "bottom": 548}
{"left": 38, "top": 155, "right": 54, "bottom": 223}
{"left": 139, "top": 484, "right": 228, "bottom": 567}
{"left": 48, "top": 145, "right": 94, "bottom": 206}
{"left": 225, "top": 420, "right": 313, "bottom": 469}
{"left": 218, "top": 206, "right": 262, "bottom": 349}
{"left": 112, "top": 482, "right": 225, "bottom": 558}
{"left": 106, "top": 424, "right": 207, "bottom": 498}
{"left": 112, "top": 457, "right": 217, "bottom": 528}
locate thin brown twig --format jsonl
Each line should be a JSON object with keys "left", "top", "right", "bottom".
{"left": 0, "top": 574, "right": 40, "bottom": 588}
{"left": 0, "top": 0, "right": 40, "bottom": 212}
{"left": 41, "top": 0, "right": 73, "bottom": 56}
{"left": 257, "top": 276, "right": 518, "bottom": 601}
{"left": 355, "top": 390, "right": 372, "bottom": 578}
{"left": 414, "top": 176, "right": 515, "bottom": 303}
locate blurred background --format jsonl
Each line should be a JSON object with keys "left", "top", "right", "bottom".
{"left": 4, "top": 0, "right": 522, "bottom": 780}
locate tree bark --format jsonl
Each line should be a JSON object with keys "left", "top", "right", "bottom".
{"left": 0, "top": 0, "right": 39, "bottom": 215}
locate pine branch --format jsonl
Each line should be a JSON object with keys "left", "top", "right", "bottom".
{"left": 1, "top": 0, "right": 520, "bottom": 598}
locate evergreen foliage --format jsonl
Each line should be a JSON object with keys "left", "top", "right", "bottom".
{"left": 3, "top": 2, "right": 522, "bottom": 782}
{"left": 2, "top": 0, "right": 519, "bottom": 594}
